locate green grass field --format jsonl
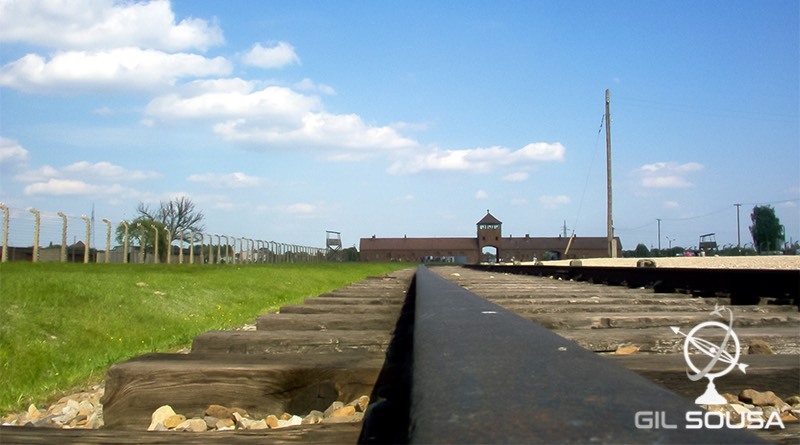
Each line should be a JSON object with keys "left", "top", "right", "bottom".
{"left": 0, "top": 262, "right": 410, "bottom": 414}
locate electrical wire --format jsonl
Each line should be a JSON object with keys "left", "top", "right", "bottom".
{"left": 569, "top": 114, "right": 605, "bottom": 237}
{"left": 615, "top": 96, "right": 797, "bottom": 124}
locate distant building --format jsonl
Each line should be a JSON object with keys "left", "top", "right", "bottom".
{"left": 359, "top": 210, "right": 621, "bottom": 263}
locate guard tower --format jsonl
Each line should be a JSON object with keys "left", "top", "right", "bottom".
{"left": 477, "top": 210, "right": 502, "bottom": 261}
{"left": 326, "top": 230, "right": 342, "bottom": 260}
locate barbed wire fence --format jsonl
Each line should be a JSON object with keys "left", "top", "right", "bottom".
{"left": 0, "top": 204, "right": 331, "bottom": 264}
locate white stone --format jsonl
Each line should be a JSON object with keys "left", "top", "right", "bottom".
{"left": 275, "top": 415, "right": 302, "bottom": 428}
{"left": 730, "top": 404, "right": 751, "bottom": 416}
{"left": 176, "top": 418, "right": 207, "bottom": 432}
{"left": 248, "top": 419, "right": 269, "bottom": 430}
{"left": 148, "top": 405, "right": 176, "bottom": 431}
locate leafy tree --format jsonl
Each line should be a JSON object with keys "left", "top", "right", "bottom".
{"left": 137, "top": 197, "right": 205, "bottom": 242}
{"left": 749, "top": 205, "right": 784, "bottom": 253}
{"left": 115, "top": 217, "right": 169, "bottom": 262}
{"left": 634, "top": 243, "right": 650, "bottom": 257}
{"left": 343, "top": 246, "right": 359, "bottom": 262}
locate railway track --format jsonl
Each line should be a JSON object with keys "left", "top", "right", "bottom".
{"left": 432, "top": 265, "right": 799, "bottom": 444}
{"left": 1, "top": 264, "right": 797, "bottom": 444}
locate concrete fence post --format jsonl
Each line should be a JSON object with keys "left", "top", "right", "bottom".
{"left": 164, "top": 229, "right": 171, "bottom": 264}
{"left": 81, "top": 215, "right": 91, "bottom": 264}
{"left": 151, "top": 225, "right": 159, "bottom": 264}
{"left": 187, "top": 231, "right": 193, "bottom": 264}
{"left": 102, "top": 218, "right": 111, "bottom": 263}
{"left": 136, "top": 223, "right": 145, "bottom": 263}
{"left": 28, "top": 208, "right": 40, "bottom": 262}
{"left": 120, "top": 221, "right": 129, "bottom": 263}
{"left": 179, "top": 231, "right": 185, "bottom": 264}
{"left": 0, "top": 204, "right": 7, "bottom": 263}
{"left": 210, "top": 234, "right": 217, "bottom": 264}
{"left": 57, "top": 212, "right": 67, "bottom": 263}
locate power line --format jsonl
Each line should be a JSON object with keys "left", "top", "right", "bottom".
{"left": 738, "top": 198, "right": 800, "bottom": 207}
{"left": 659, "top": 206, "right": 731, "bottom": 222}
{"left": 569, "top": 114, "right": 605, "bottom": 238}
{"left": 615, "top": 96, "right": 797, "bottom": 124}
{"left": 615, "top": 220, "right": 655, "bottom": 233}
{"left": 617, "top": 198, "right": 800, "bottom": 240}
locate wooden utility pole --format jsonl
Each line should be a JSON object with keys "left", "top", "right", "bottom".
{"left": 734, "top": 203, "right": 742, "bottom": 248}
{"left": 657, "top": 218, "right": 662, "bottom": 250}
{"left": 605, "top": 89, "right": 616, "bottom": 257}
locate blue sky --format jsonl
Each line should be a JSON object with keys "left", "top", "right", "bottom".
{"left": 1, "top": 0, "right": 798, "bottom": 252}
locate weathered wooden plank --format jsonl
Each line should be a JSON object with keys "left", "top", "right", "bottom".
{"left": 476, "top": 295, "right": 706, "bottom": 305}
{"left": 278, "top": 304, "right": 401, "bottom": 315}
{"left": 0, "top": 423, "right": 362, "bottom": 444}
{"left": 609, "top": 354, "right": 800, "bottom": 401}
{"left": 101, "top": 352, "right": 383, "bottom": 430}
{"left": 302, "top": 297, "right": 403, "bottom": 305}
{"left": 316, "top": 289, "right": 408, "bottom": 298}
{"left": 521, "top": 311, "right": 800, "bottom": 330}
{"left": 491, "top": 303, "right": 708, "bottom": 313}
{"left": 557, "top": 326, "right": 800, "bottom": 354}
{"left": 191, "top": 330, "right": 391, "bottom": 354}
{"left": 256, "top": 313, "right": 398, "bottom": 331}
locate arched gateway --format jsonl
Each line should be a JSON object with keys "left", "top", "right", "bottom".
{"left": 359, "top": 211, "right": 621, "bottom": 264}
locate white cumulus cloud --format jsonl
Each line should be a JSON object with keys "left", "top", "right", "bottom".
{"left": 147, "top": 82, "right": 320, "bottom": 120}
{"left": 15, "top": 160, "right": 157, "bottom": 199}
{"left": 187, "top": 172, "right": 264, "bottom": 188}
{"left": 0, "top": 0, "right": 224, "bottom": 51}
{"left": 503, "top": 172, "right": 529, "bottom": 182}
{"left": 23, "top": 179, "right": 134, "bottom": 197}
{"left": 636, "top": 161, "right": 704, "bottom": 188}
{"left": 475, "top": 190, "right": 489, "bottom": 199}
{"left": 539, "top": 195, "right": 571, "bottom": 209}
{"left": 286, "top": 203, "right": 316, "bottom": 214}
{"left": 0, "top": 48, "right": 231, "bottom": 93}
{"left": 213, "top": 111, "right": 418, "bottom": 151}
{"left": 0, "top": 137, "right": 29, "bottom": 164}
{"left": 242, "top": 42, "right": 300, "bottom": 68}
{"left": 387, "top": 142, "right": 565, "bottom": 174}
{"left": 294, "top": 78, "right": 336, "bottom": 95}
{"left": 145, "top": 79, "right": 417, "bottom": 153}
{"left": 62, "top": 161, "right": 160, "bottom": 180}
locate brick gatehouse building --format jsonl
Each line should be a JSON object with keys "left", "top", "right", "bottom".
{"left": 359, "top": 211, "right": 621, "bottom": 264}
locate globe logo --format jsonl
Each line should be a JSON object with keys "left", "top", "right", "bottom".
{"left": 671, "top": 304, "right": 749, "bottom": 405}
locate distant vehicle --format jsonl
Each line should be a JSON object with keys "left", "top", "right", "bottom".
{"left": 699, "top": 233, "right": 718, "bottom": 252}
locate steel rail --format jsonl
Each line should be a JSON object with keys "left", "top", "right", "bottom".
{"left": 465, "top": 264, "right": 800, "bottom": 305}
{"left": 360, "top": 266, "right": 768, "bottom": 444}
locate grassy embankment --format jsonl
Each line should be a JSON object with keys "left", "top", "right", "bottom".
{"left": 0, "top": 262, "right": 410, "bottom": 414}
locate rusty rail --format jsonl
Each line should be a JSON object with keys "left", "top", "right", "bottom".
{"left": 465, "top": 263, "right": 800, "bottom": 305}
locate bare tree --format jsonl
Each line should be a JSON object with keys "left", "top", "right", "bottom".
{"left": 137, "top": 197, "right": 205, "bottom": 241}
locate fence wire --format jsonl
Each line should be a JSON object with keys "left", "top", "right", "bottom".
{"left": 0, "top": 205, "right": 333, "bottom": 264}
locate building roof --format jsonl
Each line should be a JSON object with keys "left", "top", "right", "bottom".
{"left": 477, "top": 210, "right": 502, "bottom": 225}
{"left": 360, "top": 235, "right": 620, "bottom": 253}
{"left": 501, "top": 236, "right": 617, "bottom": 251}
{"left": 360, "top": 237, "right": 478, "bottom": 252}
